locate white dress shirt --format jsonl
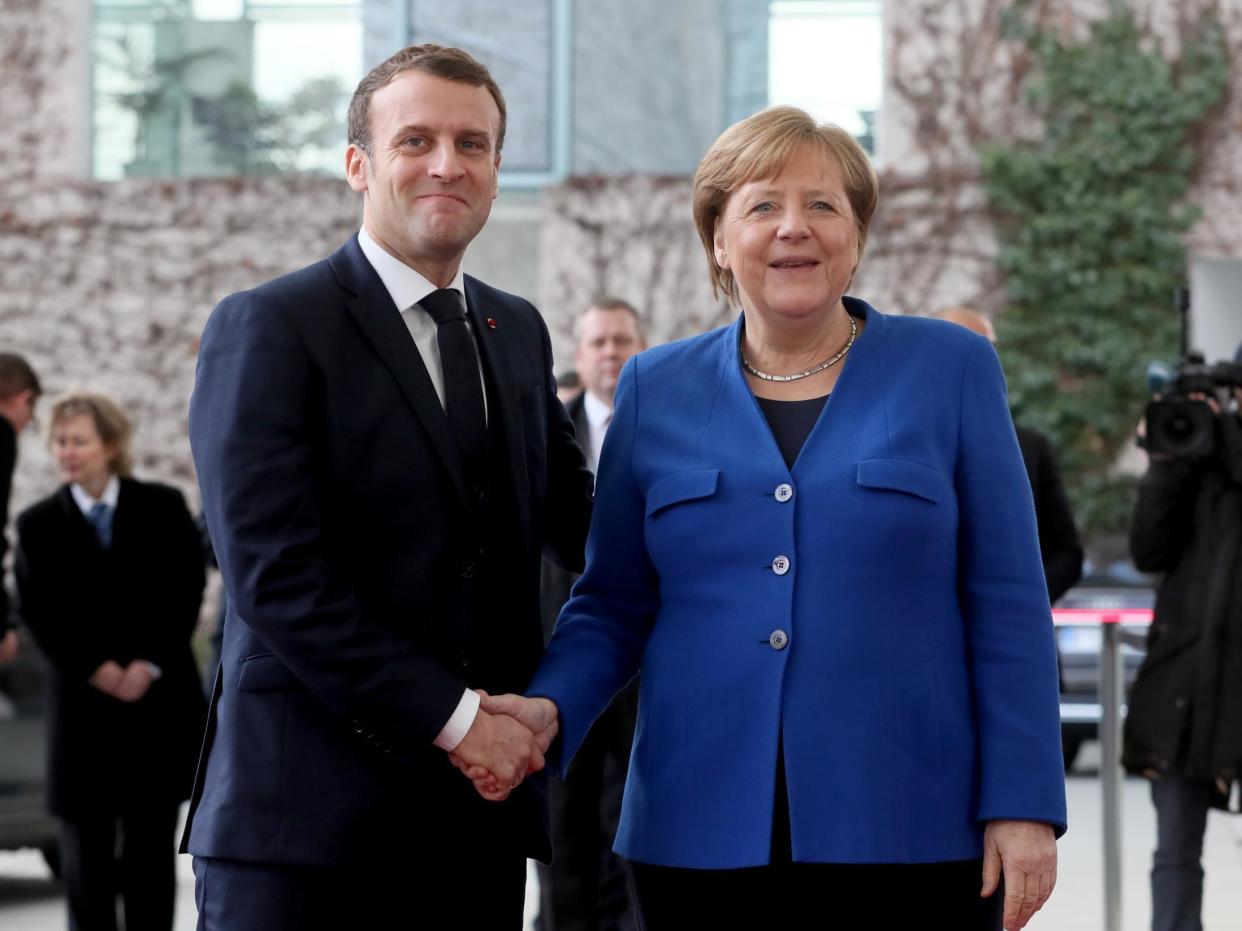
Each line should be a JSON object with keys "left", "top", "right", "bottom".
{"left": 71, "top": 475, "right": 162, "bottom": 680}
{"left": 356, "top": 226, "right": 483, "bottom": 752}
{"left": 581, "top": 390, "right": 613, "bottom": 474}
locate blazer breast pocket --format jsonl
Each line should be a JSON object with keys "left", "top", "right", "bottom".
{"left": 643, "top": 469, "right": 722, "bottom": 572}
{"left": 855, "top": 458, "right": 945, "bottom": 504}
{"left": 237, "top": 653, "right": 300, "bottom": 692}
{"left": 645, "top": 469, "right": 720, "bottom": 518}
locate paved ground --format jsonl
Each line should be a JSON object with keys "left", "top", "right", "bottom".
{"left": 2, "top": 741, "right": 1240, "bottom": 929}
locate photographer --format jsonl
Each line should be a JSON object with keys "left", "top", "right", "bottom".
{"left": 1124, "top": 346, "right": 1242, "bottom": 931}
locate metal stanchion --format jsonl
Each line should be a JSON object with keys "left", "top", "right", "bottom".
{"left": 1099, "top": 615, "right": 1124, "bottom": 931}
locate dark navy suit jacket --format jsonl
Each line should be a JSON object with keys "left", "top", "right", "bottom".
{"left": 530, "top": 299, "right": 1067, "bottom": 869}
{"left": 184, "top": 236, "right": 593, "bottom": 867}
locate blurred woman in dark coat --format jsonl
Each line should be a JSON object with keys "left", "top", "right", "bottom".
{"left": 15, "top": 393, "right": 206, "bottom": 931}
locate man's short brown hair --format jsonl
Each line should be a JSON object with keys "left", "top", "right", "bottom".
{"left": 0, "top": 353, "right": 41, "bottom": 401}
{"left": 574, "top": 297, "right": 645, "bottom": 343}
{"left": 347, "top": 44, "right": 507, "bottom": 157}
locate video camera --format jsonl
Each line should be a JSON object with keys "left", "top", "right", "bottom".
{"left": 1145, "top": 353, "right": 1242, "bottom": 458}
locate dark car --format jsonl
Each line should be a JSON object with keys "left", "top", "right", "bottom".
{"left": 1054, "top": 581, "right": 1153, "bottom": 770}
{"left": 0, "top": 627, "right": 60, "bottom": 874}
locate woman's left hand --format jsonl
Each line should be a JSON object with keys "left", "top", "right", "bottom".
{"left": 981, "top": 819, "right": 1057, "bottom": 930}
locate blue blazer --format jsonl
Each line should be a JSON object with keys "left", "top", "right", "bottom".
{"left": 529, "top": 298, "right": 1067, "bottom": 869}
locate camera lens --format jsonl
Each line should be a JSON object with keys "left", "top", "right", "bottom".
{"left": 1167, "top": 413, "right": 1195, "bottom": 440}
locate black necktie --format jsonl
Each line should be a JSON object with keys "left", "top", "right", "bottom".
{"left": 420, "top": 289, "right": 486, "bottom": 478}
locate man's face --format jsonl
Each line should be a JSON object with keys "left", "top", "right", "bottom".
{"left": 0, "top": 389, "right": 37, "bottom": 432}
{"left": 347, "top": 70, "right": 501, "bottom": 280}
{"left": 574, "top": 308, "right": 644, "bottom": 406}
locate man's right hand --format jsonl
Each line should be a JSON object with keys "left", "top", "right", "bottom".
{"left": 0, "top": 629, "right": 17, "bottom": 663}
{"left": 89, "top": 660, "right": 126, "bottom": 697}
{"left": 448, "top": 707, "right": 546, "bottom": 802}
{"left": 453, "top": 693, "right": 560, "bottom": 801}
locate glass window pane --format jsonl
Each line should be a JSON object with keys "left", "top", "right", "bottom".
{"left": 93, "top": 0, "right": 361, "bottom": 178}
{"left": 769, "top": 0, "right": 882, "bottom": 152}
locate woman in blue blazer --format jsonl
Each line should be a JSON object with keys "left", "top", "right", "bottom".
{"left": 468, "top": 108, "right": 1066, "bottom": 930}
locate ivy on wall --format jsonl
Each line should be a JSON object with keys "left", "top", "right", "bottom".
{"left": 979, "top": 0, "right": 1229, "bottom": 545}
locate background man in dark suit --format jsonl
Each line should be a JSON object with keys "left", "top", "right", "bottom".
{"left": 0, "top": 353, "right": 41, "bottom": 664}
{"left": 933, "top": 307, "right": 1083, "bottom": 602}
{"left": 538, "top": 298, "right": 644, "bottom": 931}
{"left": 186, "top": 44, "right": 594, "bottom": 930}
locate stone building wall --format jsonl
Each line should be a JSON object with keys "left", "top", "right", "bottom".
{"left": 3, "top": 0, "right": 1242, "bottom": 521}
{"left": 539, "top": 0, "right": 1242, "bottom": 362}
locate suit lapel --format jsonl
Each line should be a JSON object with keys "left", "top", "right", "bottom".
{"left": 569, "top": 393, "right": 590, "bottom": 445}
{"left": 56, "top": 485, "right": 104, "bottom": 552}
{"left": 331, "top": 237, "right": 469, "bottom": 508}
{"left": 464, "top": 276, "right": 533, "bottom": 545}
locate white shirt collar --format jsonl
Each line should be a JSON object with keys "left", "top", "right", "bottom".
{"left": 71, "top": 474, "right": 120, "bottom": 515}
{"left": 582, "top": 390, "right": 613, "bottom": 435}
{"left": 357, "top": 226, "right": 466, "bottom": 313}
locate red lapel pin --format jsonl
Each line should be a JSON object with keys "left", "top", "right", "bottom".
{"left": 486, "top": 317, "right": 497, "bottom": 329}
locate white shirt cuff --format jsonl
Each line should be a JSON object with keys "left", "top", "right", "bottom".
{"left": 433, "top": 688, "right": 480, "bottom": 752}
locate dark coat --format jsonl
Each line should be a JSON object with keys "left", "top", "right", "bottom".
{"left": 0, "top": 417, "right": 14, "bottom": 636}
{"left": 14, "top": 478, "right": 207, "bottom": 819}
{"left": 1124, "top": 417, "right": 1242, "bottom": 807}
{"left": 184, "top": 235, "right": 594, "bottom": 868}
{"left": 1016, "top": 425, "right": 1083, "bottom": 604}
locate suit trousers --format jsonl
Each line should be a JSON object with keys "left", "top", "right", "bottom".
{"left": 61, "top": 805, "right": 179, "bottom": 931}
{"left": 193, "top": 847, "right": 527, "bottom": 931}
{"left": 1150, "top": 771, "right": 1215, "bottom": 931}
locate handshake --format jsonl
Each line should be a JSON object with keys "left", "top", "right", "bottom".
{"left": 448, "top": 691, "right": 560, "bottom": 801}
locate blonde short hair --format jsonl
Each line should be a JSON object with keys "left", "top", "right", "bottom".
{"left": 692, "top": 106, "right": 879, "bottom": 302}
{"left": 47, "top": 392, "right": 134, "bottom": 477}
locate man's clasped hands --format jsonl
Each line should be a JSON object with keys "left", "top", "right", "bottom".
{"left": 448, "top": 691, "right": 559, "bottom": 801}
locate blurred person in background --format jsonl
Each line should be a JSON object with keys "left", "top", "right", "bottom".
{"left": 931, "top": 308, "right": 1083, "bottom": 604}
{"left": 1124, "top": 345, "right": 1242, "bottom": 931}
{"left": 14, "top": 392, "right": 206, "bottom": 931}
{"left": 539, "top": 298, "right": 645, "bottom": 931}
{"left": 0, "top": 354, "right": 41, "bottom": 664}
{"left": 468, "top": 107, "right": 1066, "bottom": 931}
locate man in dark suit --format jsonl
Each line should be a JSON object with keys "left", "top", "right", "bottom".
{"left": 186, "top": 44, "right": 594, "bottom": 930}
{"left": 0, "top": 353, "right": 41, "bottom": 664}
{"left": 538, "top": 300, "right": 644, "bottom": 931}
{"left": 932, "top": 308, "right": 1083, "bottom": 602}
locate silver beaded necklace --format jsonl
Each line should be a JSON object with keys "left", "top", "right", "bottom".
{"left": 740, "top": 313, "right": 857, "bottom": 383}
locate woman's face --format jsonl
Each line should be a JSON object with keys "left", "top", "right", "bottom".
{"left": 714, "top": 144, "right": 859, "bottom": 325}
{"left": 51, "top": 414, "right": 114, "bottom": 490}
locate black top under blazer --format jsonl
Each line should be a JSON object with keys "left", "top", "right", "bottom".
{"left": 15, "top": 478, "right": 207, "bottom": 819}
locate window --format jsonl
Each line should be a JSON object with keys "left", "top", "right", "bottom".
{"left": 93, "top": 0, "right": 362, "bottom": 179}
{"left": 768, "top": 0, "right": 882, "bottom": 153}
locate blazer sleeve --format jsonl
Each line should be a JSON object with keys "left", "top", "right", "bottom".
{"left": 955, "top": 340, "right": 1067, "bottom": 835}
{"left": 528, "top": 355, "right": 659, "bottom": 774}
{"left": 135, "top": 486, "right": 206, "bottom": 670}
{"left": 534, "top": 311, "right": 594, "bottom": 574}
{"left": 190, "top": 293, "right": 471, "bottom": 765}
{"left": 1030, "top": 431, "right": 1084, "bottom": 603}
